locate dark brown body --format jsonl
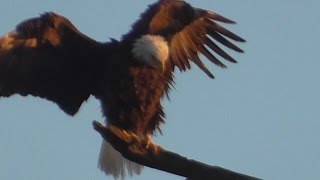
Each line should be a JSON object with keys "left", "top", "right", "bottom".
{"left": 94, "top": 41, "right": 167, "bottom": 135}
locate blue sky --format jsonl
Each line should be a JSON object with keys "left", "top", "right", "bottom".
{"left": 0, "top": 0, "right": 319, "bottom": 180}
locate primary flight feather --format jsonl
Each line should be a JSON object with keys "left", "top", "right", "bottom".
{"left": 0, "top": 0, "right": 245, "bottom": 179}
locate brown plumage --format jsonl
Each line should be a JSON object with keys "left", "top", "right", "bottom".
{"left": 0, "top": 0, "right": 245, "bottom": 178}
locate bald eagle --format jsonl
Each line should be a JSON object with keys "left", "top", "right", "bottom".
{"left": 0, "top": 0, "right": 245, "bottom": 179}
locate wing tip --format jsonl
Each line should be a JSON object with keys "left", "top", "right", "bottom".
{"left": 236, "top": 36, "right": 246, "bottom": 43}
{"left": 236, "top": 47, "right": 245, "bottom": 53}
{"left": 208, "top": 73, "right": 215, "bottom": 79}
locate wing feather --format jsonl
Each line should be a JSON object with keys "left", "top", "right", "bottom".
{"left": 205, "top": 36, "right": 237, "bottom": 63}
{"left": 199, "top": 45, "right": 226, "bottom": 68}
{"left": 206, "top": 19, "right": 245, "bottom": 42}
{"left": 200, "top": 9, "right": 236, "bottom": 24}
{"left": 208, "top": 31, "right": 244, "bottom": 53}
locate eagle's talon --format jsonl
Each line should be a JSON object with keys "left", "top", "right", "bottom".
{"left": 145, "top": 137, "right": 163, "bottom": 154}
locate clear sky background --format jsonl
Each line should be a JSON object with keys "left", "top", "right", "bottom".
{"left": 0, "top": 0, "right": 319, "bottom": 180}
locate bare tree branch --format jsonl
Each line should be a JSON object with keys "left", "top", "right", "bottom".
{"left": 92, "top": 120, "right": 262, "bottom": 180}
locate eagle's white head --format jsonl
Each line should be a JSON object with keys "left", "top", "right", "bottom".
{"left": 132, "top": 35, "right": 169, "bottom": 71}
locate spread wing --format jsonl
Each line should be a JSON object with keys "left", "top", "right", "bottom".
{"left": 169, "top": 8, "right": 245, "bottom": 78}
{"left": 0, "top": 12, "right": 104, "bottom": 115}
{"left": 143, "top": 0, "right": 245, "bottom": 78}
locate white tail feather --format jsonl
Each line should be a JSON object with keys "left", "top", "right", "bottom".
{"left": 98, "top": 140, "right": 143, "bottom": 179}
